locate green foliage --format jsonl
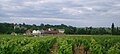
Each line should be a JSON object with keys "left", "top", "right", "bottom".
{"left": 57, "top": 36, "right": 120, "bottom": 54}
{"left": 57, "top": 37, "right": 73, "bottom": 54}
{"left": 0, "top": 36, "right": 56, "bottom": 54}
{"left": 1, "top": 22, "right": 120, "bottom": 35}
{"left": 0, "top": 35, "right": 120, "bottom": 54}
{"left": 107, "top": 42, "right": 120, "bottom": 54}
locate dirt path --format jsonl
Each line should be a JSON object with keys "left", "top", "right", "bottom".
{"left": 73, "top": 44, "right": 85, "bottom": 54}
{"left": 72, "top": 44, "right": 91, "bottom": 54}
{"left": 49, "top": 42, "right": 58, "bottom": 54}
{"left": 49, "top": 40, "right": 91, "bottom": 54}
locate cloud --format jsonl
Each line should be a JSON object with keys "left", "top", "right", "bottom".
{"left": 10, "top": 17, "right": 86, "bottom": 22}
{"left": 0, "top": 0, "right": 120, "bottom": 27}
{"left": 60, "top": 7, "right": 83, "bottom": 16}
{"left": 113, "top": 3, "right": 120, "bottom": 7}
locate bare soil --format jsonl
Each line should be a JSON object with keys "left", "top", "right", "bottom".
{"left": 49, "top": 42, "right": 58, "bottom": 54}
{"left": 72, "top": 44, "right": 91, "bottom": 54}
{"left": 50, "top": 42, "right": 91, "bottom": 54}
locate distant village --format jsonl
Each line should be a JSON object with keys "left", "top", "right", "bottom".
{"left": 11, "top": 28, "right": 65, "bottom": 36}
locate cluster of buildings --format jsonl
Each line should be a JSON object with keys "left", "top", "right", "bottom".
{"left": 24, "top": 28, "right": 65, "bottom": 36}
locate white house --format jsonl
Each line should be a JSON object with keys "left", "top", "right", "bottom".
{"left": 58, "top": 29, "right": 65, "bottom": 34}
{"left": 32, "top": 30, "right": 41, "bottom": 36}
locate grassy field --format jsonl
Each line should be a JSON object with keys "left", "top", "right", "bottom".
{"left": 0, "top": 34, "right": 120, "bottom": 54}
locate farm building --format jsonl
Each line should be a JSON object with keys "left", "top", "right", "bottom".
{"left": 24, "top": 29, "right": 32, "bottom": 36}
{"left": 24, "top": 28, "right": 65, "bottom": 36}
{"left": 41, "top": 28, "right": 64, "bottom": 35}
{"left": 32, "top": 30, "right": 41, "bottom": 36}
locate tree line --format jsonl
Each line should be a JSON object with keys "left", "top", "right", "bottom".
{"left": 0, "top": 22, "right": 120, "bottom": 35}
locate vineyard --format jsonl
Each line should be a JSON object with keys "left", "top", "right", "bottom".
{"left": 0, "top": 35, "right": 120, "bottom": 54}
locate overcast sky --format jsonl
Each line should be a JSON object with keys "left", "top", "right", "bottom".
{"left": 0, "top": 0, "right": 120, "bottom": 27}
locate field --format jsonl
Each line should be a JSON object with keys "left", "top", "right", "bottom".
{"left": 0, "top": 35, "right": 120, "bottom": 54}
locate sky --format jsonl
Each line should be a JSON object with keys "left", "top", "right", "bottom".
{"left": 0, "top": 0, "right": 120, "bottom": 27}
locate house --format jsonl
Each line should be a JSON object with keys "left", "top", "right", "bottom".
{"left": 58, "top": 29, "right": 65, "bottom": 34}
{"left": 32, "top": 30, "right": 41, "bottom": 36}
{"left": 42, "top": 30, "right": 59, "bottom": 34}
{"left": 41, "top": 28, "right": 65, "bottom": 35}
{"left": 25, "top": 29, "right": 32, "bottom": 36}
{"left": 24, "top": 28, "right": 65, "bottom": 36}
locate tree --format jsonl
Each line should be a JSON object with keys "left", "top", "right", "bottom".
{"left": 116, "top": 27, "right": 120, "bottom": 35}
{"left": 0, "top": 22, "right": 120, "bottom": 35}
{"left": 22, "top": 23, "right": 26, "bottom": 27}
{"left": 111, "top": 23, "right": 115, "bottom": 35}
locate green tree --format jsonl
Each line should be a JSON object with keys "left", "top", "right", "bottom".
{"left": 111, "top": 23, "right": 115, "bottom": 35}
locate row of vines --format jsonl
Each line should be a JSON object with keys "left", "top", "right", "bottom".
{"left": 0, "top": 36, "right": 56, "bottom": 54}
{"left": 57, "top": 36, "right": 120, "bottom": 54}
{"left": 0, "top": 35, "right": 120, "bottom": 54}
